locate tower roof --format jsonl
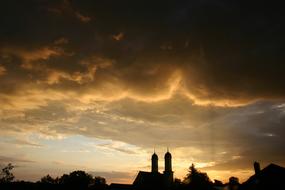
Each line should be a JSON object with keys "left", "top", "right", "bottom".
{"left": 152, "top": 152, "right": 158, "bottom": 159}
{"left": 164, "top": 151, "right": 172, "bottom": 159}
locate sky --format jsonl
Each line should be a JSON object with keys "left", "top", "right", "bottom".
{"left": 0, "top": 0, "right": 285, "bottom": 184}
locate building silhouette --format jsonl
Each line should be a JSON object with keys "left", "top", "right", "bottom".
{"left": 241, "top": 162, "right": 285, "bottom": 190}
{"left": 110, "top": 150, "right": 174, "bottom": 190}
{"left": 151, "top": 151, "right": 158, "bottom": 173}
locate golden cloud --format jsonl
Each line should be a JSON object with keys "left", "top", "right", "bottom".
{"left": 112, "top": 32, "right": 124, "bottom": 41}
{"left": 0, "top": 65, "right": 6, "bottom": 76}
{"left": 54, "top": 37, "right": 69, "bottom": 45}
{"left": 75, "top": 12, "right": 91, "bottom": 23}
{"left": 0, "top": 46, "right": 62, "bottom": 69}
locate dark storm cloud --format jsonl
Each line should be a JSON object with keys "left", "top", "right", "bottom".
{"left": 0, "top": 0, "right": 285, "bottom": 105}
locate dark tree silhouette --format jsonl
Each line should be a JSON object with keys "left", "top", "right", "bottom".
{"left": 89, "top": 176, "right": 107, "bottom": 190}
{"left": 36, "top": 172, "right": 107, "bottom": 190}
{"left": 183, "top": 164, "right": 213, "bottom": 190}
{"left": 40, "top": 174, "right": 58, "bottom": 184}
{"left": 173, "top": 178, "right": 183, "bottom": 190}
{"left": 59, "top": 170, "right": 93, "bottom": 189}
{"left": 228, "top": 176, "right": 240, "bottom": 190}
{"left": 94, "top": 176, "right": 106, "bottom": 185}
{"left": 0, "top": 163, "right": 15, "bottom": 183}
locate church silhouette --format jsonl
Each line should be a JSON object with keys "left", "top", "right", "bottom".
{"left": 110, "top": 150, "right": 174, "bottom": 190}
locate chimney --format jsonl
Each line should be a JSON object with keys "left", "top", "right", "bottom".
{"left": 254, "top": 161, "right": 261, "bottom": 174}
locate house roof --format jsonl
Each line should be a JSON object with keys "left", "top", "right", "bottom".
{"left": 133, "top": 171, "right": 165, "bottom": 190}
{"left": 109, "top": 183, "right": 133, "bottom": 190}
{"left": 242, "top": 163, "right": 285, "bottom": 190}
{"left": 152, "top": 153, "right": 158, "bottom": 160}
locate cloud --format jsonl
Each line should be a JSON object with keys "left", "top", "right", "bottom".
{"left": 0, "top": 0, "right": 285, "bottom": 183}
{"left": 75, "top": 12, "right": 91, "bottom": 23}
{"left": 54, "top": 37, "right": 69, "bottom": 45}
{"left": 2, "top": 139, "right": 43, "bottom": 148}
{"left": 0, "top": 155, "right": 35, "bottom": 164}
{"left": 1, "top": 46, "right": 62, "bottom": 66}
{"left": 1, "top": 1, "right": 284, "bottom": 105}
{"left": 1, "top": 95, "right": 284, "bottom": 171}
{"left": 0, "top": 65, "right": 6, "bottom": 76}
{"left": 96, "top": 141, "right": 140, "bottom": 155}
{"left": 112, "top": 32, "right": 124, "bottom": 41}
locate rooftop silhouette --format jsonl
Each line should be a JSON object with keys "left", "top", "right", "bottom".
{"left": 1, "top": 153, "right": 285, "bottom": 190}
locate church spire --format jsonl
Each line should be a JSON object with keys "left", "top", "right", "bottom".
{"left": 164, "top": 148, "right": 172, "bottom": 172}
{"left": 164, "top": 148, "right": 173, "bottom": 186}
{"left": 151, "top": 150, "right": 158, "bottom": 173}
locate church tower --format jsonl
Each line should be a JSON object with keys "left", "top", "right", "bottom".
{"left": 164, "top": 149, "right": 173, "bottom": 188}
{"left": 151, "top": 151, "right": 158, "bottom": 173}
{"left": 164, "top": 150, "right": 172, "bottom": 173}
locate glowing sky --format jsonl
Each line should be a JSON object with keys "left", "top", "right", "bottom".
{"left": 0, "top": 0, "right": 285, "bottom": 184}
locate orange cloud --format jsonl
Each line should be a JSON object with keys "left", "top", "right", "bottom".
{"left": 75, "top": 12, "right": 91, "bottom": 23}
{"left": 0, "top": 43, "right": 280, "bottom": 115}
{"left": 0, "top": 46, "right": 62, "bottom": 70}
{"left": 0, "top": 65, "right": 6, "bottom": 76}
{"left": 112, "top": 32, "right": 124, "bottom": 41}
{"left": 54, "top": 37, "right": 69, "bottom": 45}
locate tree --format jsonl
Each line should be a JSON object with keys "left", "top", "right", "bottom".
{"left": 59, "top": 170, "right": 93, "bottom": 189}
{"left": 40, "top": 174, "right": 58, "bottom": 184}
{"left": 213, "top": 179, "right": 223, "bottom": 186}
{"left": 173, "top": 178, "right": 183, "bottom": 190}
{"left": 183, "top": 164, "right": 213, "bottom": 190}
{"left": 90, "top": 176, "right": 108, "bottom": 190}
{"left": 0, "top": 163, "right": 15, "bottom": 183}
{"left": 229, "top": 176, "right": 239, "bottom": 190}
{"left": 94, "top": 176, "right": 106, "bottom": 185}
